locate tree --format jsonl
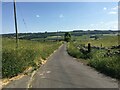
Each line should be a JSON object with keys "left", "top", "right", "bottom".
{"left": 44, "top": 31, "right": 47, "bottom": 41}
{"left": 64, "top": 32, "right": 71, "bottom": 42}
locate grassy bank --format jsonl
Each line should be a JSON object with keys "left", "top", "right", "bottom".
{"left": 72, "top": 35, "right": 119, "bottom": 47}
{"left": 67, "top": 35, "right": 120, "bottom": 79}
{"left": 89, "top": 50, "right": 120, "bottom": 79}
{"left": 2, "top": 37, "right": 61, "bottom": 78}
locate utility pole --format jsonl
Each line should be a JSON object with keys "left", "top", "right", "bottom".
{"left": 57, "top": 30, "right": 58, "bottom": 42}
{"left": 14, "top": 0, "right": 18, "bottom": 48}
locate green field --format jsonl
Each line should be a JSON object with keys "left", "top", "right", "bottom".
{"left": 30, "top": 36, "right": 64, "bottom": 41}
{"left": 72, "top": 35, "right": 119, "bottom": 47}
{"left": 2, "top": 37, "right": 61, "bottom": 78}
{"left": 67, "top": 34, "right": 120, "bottom": 79}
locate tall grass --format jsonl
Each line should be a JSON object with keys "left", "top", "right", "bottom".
{"left": 67, "top": 42, "right": 81, "bottom": 58}
{"left": 2, "top": 37, "right": 61, "bottom": 78}
{"left": 67, "top": 35, "right": 120, "bottom": 79}
{"left": 89, "top": 50, "right": 120, "bottom": 79}
{"left": 67, "top": 42, "right": 91, "bottom": 59}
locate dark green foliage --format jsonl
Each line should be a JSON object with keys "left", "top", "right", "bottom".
{"left": 64, "top": 32, "right": 71, "bottom": 42}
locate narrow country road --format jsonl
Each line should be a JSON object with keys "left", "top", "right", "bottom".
{"left": 3, "top": 44, "right": 118, "bottom": 88}
{"left": 30, "top": 44, "right": 118, "bottom": 88}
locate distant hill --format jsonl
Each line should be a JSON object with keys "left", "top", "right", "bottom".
{"left": 1, "top": 30, "right": 119, "bottom": 41}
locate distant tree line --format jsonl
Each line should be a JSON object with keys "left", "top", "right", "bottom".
{"left": 1, "top": 30, "right": 119, "bottom": 41}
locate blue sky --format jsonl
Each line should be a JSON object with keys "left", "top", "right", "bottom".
{"left": 2, "top": 2, "right": 118, "bottom": 34}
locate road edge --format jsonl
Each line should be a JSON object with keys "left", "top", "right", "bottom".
{"left": 2, "top": 43, "right": 63, "bottom": 88}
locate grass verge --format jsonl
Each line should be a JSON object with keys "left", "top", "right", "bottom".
{"left": 2, "top": 37, "right": 61, "bottom": 78}
{"left": 67, "top": 41, "right": 120, "bottom": 79}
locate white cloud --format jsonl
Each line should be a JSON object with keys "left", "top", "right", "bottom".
{"left": 111, "top": 6, "right": 118, "bottom": 10}
{"left": 59, "top": 14, "right": 64, "bottom": 18}
{"left": 108, "top": 11, "right": 117, "bottom": 14}
{"left": 105, "top": 6, "right": 118, "bottom": 15}
{"left": 103, "top": 7, "right": 107, "bottom": 10}
{"left": 36, "top": 15, "right": 40, "bottom": 18}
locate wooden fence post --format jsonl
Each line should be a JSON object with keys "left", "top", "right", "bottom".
{"left": 88, "top": 43, "right": 91, "bottom": 53}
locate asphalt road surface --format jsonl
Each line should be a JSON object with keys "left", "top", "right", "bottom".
{"left": 4, "top": 44, "right": 118, "bottom": 88}
{"left": 31, "top": 44, "right": 118, "bottom": 88}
